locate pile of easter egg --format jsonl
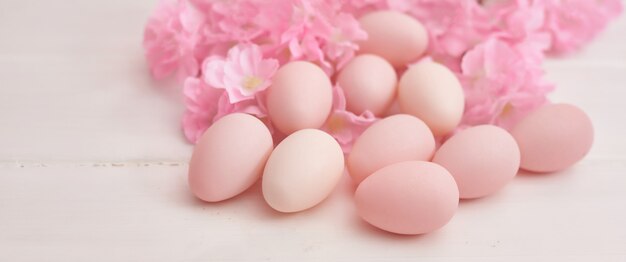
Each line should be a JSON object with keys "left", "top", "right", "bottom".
{"left": 188, "top": 11, "right": 594, "bottom": 235}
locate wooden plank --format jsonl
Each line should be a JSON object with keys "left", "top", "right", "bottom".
{"left": 1, "top": 159, "right": 625, "bottom": 261}
{"left": 0, "top": 1, "right": 625, "bottom": 261}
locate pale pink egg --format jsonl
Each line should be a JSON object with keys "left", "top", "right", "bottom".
{"left": 262, "top": 129, "right": 344, "bottom": 213}
{"left": 188, "top": 113, "right": 273, "bottom": 202}
{"left": 347, "top": 114, "right": 435, "bottom": 184}
{"left": 336, "top": 54, "right": 397, "bottom": 116}
{"left": 398, "top": 61, "right": 464, "bottom": 136}
{"left": 357, "top": 11, "right": 428, "bottom": 68}
{"left": 433, "top": 125, "right": 520, "bottom": 199}
{"left": 266, "top": 61, "right": 333, "bottom": 135}
{"left": 511, "top": 103, "right": 594, "bottom": 173}
{"left": 355, "top": 161, "right": 459, "bottom": 235}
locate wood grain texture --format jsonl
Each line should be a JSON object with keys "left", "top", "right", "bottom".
{"left": 1, "top": 1, "right": 625, "bottom": 261}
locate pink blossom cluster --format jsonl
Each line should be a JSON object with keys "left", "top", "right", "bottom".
{"left": 144, "top": 0, "right": 367, "bottom": 80}
{"left": 143, "top": 0, "right": 622, "bottom": 150}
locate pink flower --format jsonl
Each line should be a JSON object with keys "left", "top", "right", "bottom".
{"left": 213, "top": 90, "right": 268, "bottom": 122}
{"left": 267, "top": 1, "right": 367, "bottom": 75}
{"left": 322, "top": 85, "right": 377, "bottom": 154}
{"left": 319, "top": 12, "right": 368, "bottom": 70}
{"left": 489, "top": 0, "right": 547, "bottom": 41}
{"left": 543, "top": 0, "right": 623, "bottom": 55}
{"left": 169, "top": 1, "right": 368, "bottom": 77}
{"left": 487, "top": 0, "right": 552, "bottom": 65}
{"left": 139, "top": 0, "right": 625, "bottom": 148}
{"left": 403, "top": 0, "right": 493, "bottom": 73}
{"left": 182, "top": 77, "right": 222, "bottom": 143}
{"left": 279, "top": 0, "right": 337, "bottom": 74}
{"left": 286, "top": 34, "right": 329, "bottom": 72}
{"left": 143, "top": 0, "right": 207, "bottom": 80}
{"left": 460, "top": 38, "right": 553, "bottom": 130}
{"left": 211, "top": 0, "right": 266, "bottom": 42}
{"left": 342, "top": 0, "right": 386, "bottom": 16}
{"left": 182, "top": 76, "right": 270, "bottom": 144}
{"left": 203, "top": 44, "right": 279, "bottom": 103}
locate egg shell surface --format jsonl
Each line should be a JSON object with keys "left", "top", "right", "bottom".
{"left": 511, "top": 103, "right": 594, "bottom": 173}
{"left": 189, "top": 113, "right": 273, "bottom": 202}
{"left": 262, "top": 129, "right": 345, "bottom": 213}
{"left": 348, "top": 114, "right": 435, "bottom": 184}
{"left": 355, "top": 161, "right": 459, "bottom": 235}
{"left": 337, "top": 54, "right": 397, "bottom": 116}
{"left": 433, "top": 125, "right": 520, "bottom": 199}
{"left": 398, "top": 61, "right": 464, "bottom": 136}
{"left": 266, "top": 61, "right": 333, "bottom": 135}
{"left": 357, "top": 11, "right": 428, "bottom": 68}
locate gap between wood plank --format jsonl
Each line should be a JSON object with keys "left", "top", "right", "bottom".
{"left": 0, "top": 160, "right": 189, "bottom": 168}
{"left": 0, "top": 156, "right": 624, "bottom": 169}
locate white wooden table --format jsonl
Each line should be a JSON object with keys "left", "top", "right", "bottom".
{"left": 1, "top": 1, "right": 625, "bottom": 261}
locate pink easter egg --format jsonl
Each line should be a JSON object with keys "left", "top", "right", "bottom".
{"left": 357, "top": 11, "right": 428, "bottom": 68}
{"left": 266, "top": 61, "right": 333, "bottom": 135}
{"left": 188, "top": 113, "right": 273, "bottom": 202}
{"left": 355, "top": 161, "right": 459, "bottom": 235}
{"left": 336, "top": 54, "right": 397, "bottom": 116}
{"left": 511, "top": 103, "right": 594, "bottom": 173}
{"left": 398, "top": 61, "right": 464, "bottom": 136}
{"left": 433, "top": 125, "right": 520, "bottom": 199}
{"left": 347, "top": 114, "right": 435, "bottom": 184}
{"left": 262, "top": 129, "right": 344, "bottom": 213}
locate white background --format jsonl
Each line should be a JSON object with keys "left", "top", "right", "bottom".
{"left": 1, "top": 1, "right": 625, "bottom": 261}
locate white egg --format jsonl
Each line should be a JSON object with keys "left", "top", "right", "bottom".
{"left": 262, "top": 129, "right": 345, "bottom": 213}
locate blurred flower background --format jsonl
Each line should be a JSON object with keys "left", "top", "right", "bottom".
{"left": 143, "top": 0, "right": 622, "bottom": 152}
